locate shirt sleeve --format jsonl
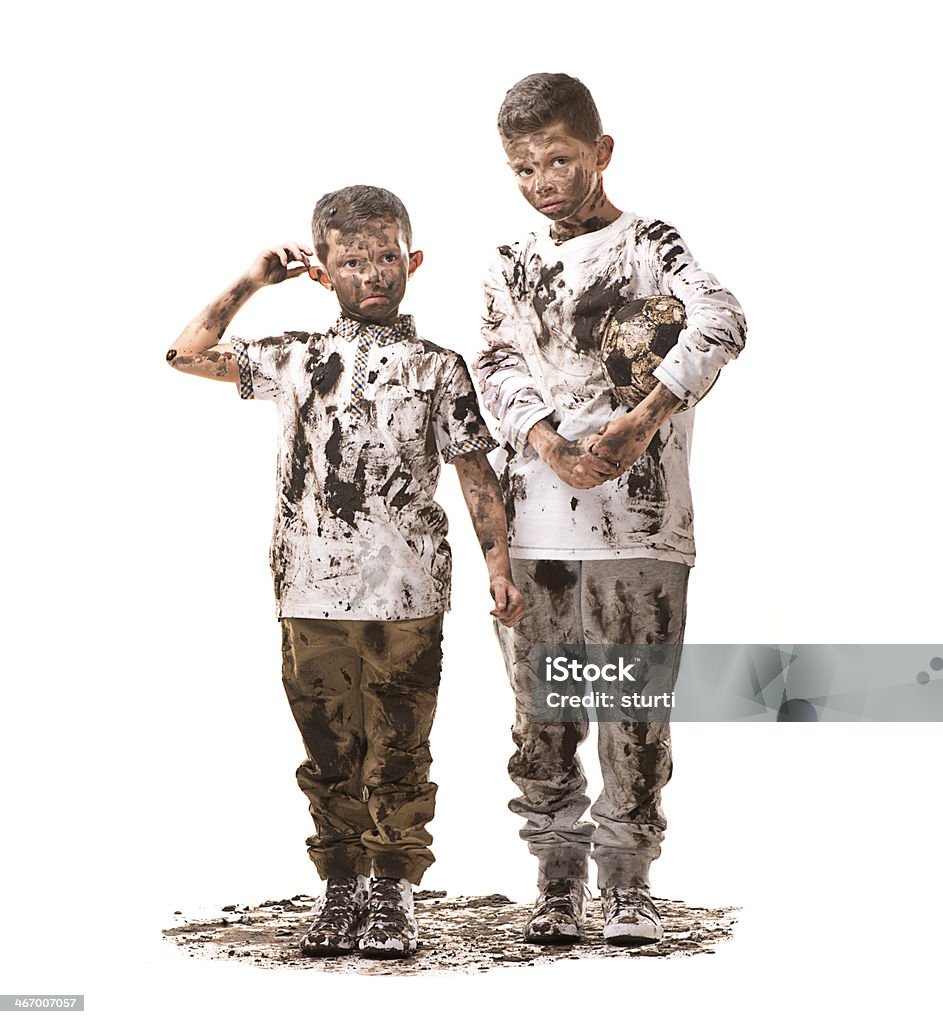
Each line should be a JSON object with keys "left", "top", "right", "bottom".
{"left": 431, "top": 354, "right": 498, "bottom": 464}
{"left": 474, "top": 251, "right": 557, "bottom": 456}
{"left": 230, "top": 335, "right": 287, "bottom": 401}
{"left": 639, "top": 222, "right": 747, "bottom": 408}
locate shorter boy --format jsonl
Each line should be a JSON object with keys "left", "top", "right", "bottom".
{"left": 167, "top": 185, "right": 524, "bottom": 959}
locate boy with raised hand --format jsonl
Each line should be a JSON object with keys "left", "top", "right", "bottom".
{"left": 476, "top": 74, "right": 746, "bottom": 947}
{"left": 167, "top": 185, "right": 524, "bottom": 960}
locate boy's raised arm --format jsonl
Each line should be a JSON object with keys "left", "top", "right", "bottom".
{"left": 452, "top": 450, "right": 525, "bottom": 628}
{"left": 166, "top": 243, "right": 312, "bottom": 382}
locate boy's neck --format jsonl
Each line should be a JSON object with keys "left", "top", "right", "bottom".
{"left": 550, "top": 179, "right": 622, "bottom": 244}
{"left": 339, "top": 308, "right": 404, "bottom": 328}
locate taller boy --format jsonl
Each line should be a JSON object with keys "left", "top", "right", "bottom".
{"left": 477, "top": 74, "right": 747, "bottom": 945}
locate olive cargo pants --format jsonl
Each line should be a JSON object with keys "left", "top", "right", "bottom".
{"left": 280, "top": 614, "right": 443, "bottom": 885}
{"left": 495, "top": 558, "right": 689, "bottom": 889}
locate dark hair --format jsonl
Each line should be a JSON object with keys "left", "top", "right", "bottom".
{"left": 310, "top": 185, "right": 412, "bottom": 263}
{"left": 498, "top": 73, "right": 603, "bottom": 146}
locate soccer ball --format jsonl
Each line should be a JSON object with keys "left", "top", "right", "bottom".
{"left": 600, "top": 295, "right": 686, "bottom": 407}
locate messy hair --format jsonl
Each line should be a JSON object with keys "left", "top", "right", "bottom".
{"left": 311, "top": 185, "right": 413, "bottom": 263}
{"left": 497, "top": 73, "right": 603, "bottom": 146}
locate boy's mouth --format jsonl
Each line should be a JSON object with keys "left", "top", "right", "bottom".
{"left": 539, "top": 199, "right": 566, "bottom": 214}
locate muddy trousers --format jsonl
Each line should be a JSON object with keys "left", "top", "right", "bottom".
{"left": 280, "top": 615, "right": 443, "bottom": 885}
{"left": 495, "top": 559, "right": 689, "bottom": 889}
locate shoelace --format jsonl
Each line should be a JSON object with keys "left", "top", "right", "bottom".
{"left": 316, "top": 879, "right": 361, "bottom": 928}
{"left": 368, "top": 881, "right": 410, "bottom": 926}
{"left": 537, "top": 879, "right": 581, "bottom": 914}
{"left": 606, "top": 888, "right": 656, "bottom": 917}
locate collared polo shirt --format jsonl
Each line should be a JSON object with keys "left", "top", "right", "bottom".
{"left": 233, "top": 313, "right": 496, "bottom": 620}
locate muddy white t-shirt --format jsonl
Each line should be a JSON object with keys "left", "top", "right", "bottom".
{"left": 476, "top": 212, "right": 746, "bottom": 562}
{"left": 233, "top": 314, "right": 496, "bottom": 620}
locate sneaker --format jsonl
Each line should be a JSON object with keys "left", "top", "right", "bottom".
{"left": 523, "top": 879, "right": 589, "bottom": 944}
{"left": 601, "top": 885, "right": 664, "bottom": 946}
{"left": 299, "top": 875, "right": 369, "bottom": 957}
{"left": 358, "top": 878, "right": 419, "bottom": 959}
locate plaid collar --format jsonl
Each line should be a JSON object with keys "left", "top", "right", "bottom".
{"left": 332, "top": 313, "right": 416, "bottom": 346}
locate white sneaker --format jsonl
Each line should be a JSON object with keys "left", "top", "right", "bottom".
{"left": 601, "top": 886, "right": 663, "bottom": 946}
{"left": 359, "top": 878, "right": 419, "bottom": 959}
{"left": 300, "top": 875, "right": 369, "bottom": 956}
{"left": 524, "top": 879, "right": 589, "bottom": 944}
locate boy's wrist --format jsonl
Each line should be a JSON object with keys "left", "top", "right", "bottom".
{"left": 236, "top": 273, "right": 265, "bottom": 295}
{"left": 528, "top": 419, "right": 563, "bottom": 463}
{"left": 489, "top": 566, "right": 514, "bottom": 586}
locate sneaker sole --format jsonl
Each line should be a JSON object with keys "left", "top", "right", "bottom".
{"left": 524, "top": 931, "right": 582, "bottom": 946}
{"left": 604, "top": 930, "right": 662, "bottom": 947}
{"left": 300, "top": 939, "right": 359, "bottom": 958}
{"left": 359, "top": 944, "right": 418, "bottom": 960}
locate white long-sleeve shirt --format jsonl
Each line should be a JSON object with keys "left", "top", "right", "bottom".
{"left": 476, "top": 212, "right": 746, "bottom": 563}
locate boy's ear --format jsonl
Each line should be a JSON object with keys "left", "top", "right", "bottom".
{"left": 595, "top": 134, "right": 615, "bottom": 172}
{"left": 309, "top": 265, "right": 334, "bottom": 291}
{"left": 407, "top": 250, "right": 424, "bottom": 276}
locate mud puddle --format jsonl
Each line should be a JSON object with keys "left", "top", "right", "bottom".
{"left": 163, "top": 891, "right": 737, "bottom": 974}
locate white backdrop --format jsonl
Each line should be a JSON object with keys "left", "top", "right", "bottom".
{"left": 3, "top": 1, "right": 941, "bottom": 1019}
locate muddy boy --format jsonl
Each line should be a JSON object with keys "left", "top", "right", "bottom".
{"left": 477, "top": 74, "right": 746, "bottom": 947}
{"left": 167, "top": 185, "right": 524, "bottom": 959}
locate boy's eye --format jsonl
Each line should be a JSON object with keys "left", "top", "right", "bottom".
{"left": 344, "top": 259, "right": 360, "bottom": 269}
{"left": 552, "top": 157, "right": 568, "bottom": 166}
{"left": 381, "top": 254, "right": 398, "bottom": 263}
{"left": 516, "top": 168, "right": 533, "bottom": 178}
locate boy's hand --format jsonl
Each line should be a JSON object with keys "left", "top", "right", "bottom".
{"left": 589, "top": 412, "right": 653, "bottom": 473}
{"left": 490, "top": 575, "right": 526, "bottom": 628}
{"left": 527, "top": 420, "right": 620, "bottom": 489}
{"left": 245, "top": 243, "right": 313, "bottom": 287}
{"left": 547, "top": 435, "right": 622, "bottom": 489}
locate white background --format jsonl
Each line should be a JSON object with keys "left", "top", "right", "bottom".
{"left": 3, "top": 1, "right": 941, "bottom": 1019}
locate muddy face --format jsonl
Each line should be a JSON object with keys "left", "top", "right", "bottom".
{"left": 503, "top": 122, "right": 609, "bottom": 228}
{"left": 321, "top": 219, "right": 418, "bottom": 326}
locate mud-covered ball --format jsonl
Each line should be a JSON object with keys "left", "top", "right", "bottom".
{"left": 600, "top": 295, "right": 686, "bottom": 407}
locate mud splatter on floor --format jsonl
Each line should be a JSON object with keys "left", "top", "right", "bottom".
{"left": 163, "top": 891, "right": 737, "bottom": 974}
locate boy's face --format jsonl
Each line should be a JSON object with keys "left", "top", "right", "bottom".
{"left": 503, "top": 121, "right": 613, "bottom": 224}
{"left": 310, "top": 218, "right": 422, "bottom": 326}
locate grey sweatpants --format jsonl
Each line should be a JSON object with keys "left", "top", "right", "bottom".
{"left": 495, "top": 558, "right": 689, "bottom": 889}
